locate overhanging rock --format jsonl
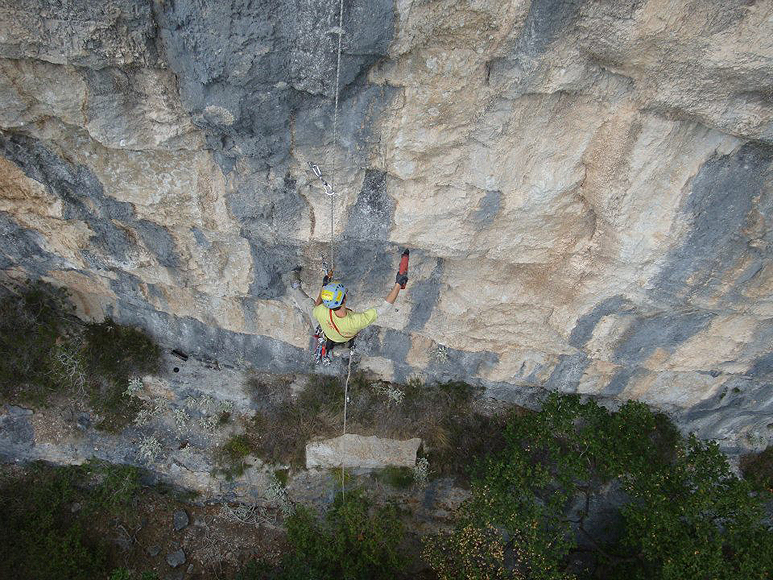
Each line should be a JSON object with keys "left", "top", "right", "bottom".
{"left": 305, "top": 434, "right": 421, "bottom": 469}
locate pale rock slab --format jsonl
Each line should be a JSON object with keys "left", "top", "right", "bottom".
{"left": 306, "top": 434, "right": 421, "bottom": 469}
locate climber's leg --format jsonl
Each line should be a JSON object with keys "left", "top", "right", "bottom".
{"left": 283, "top": 268, "right": 316, "bottom": 329}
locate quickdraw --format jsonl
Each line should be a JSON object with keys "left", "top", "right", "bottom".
{"left": 308, "top": 162, "right": 336, "bottom": 197}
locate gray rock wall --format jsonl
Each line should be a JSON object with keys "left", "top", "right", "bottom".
{"left": 1, "top": 0, "right": 773, "bottom": 452}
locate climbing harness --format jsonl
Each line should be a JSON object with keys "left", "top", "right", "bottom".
{"left": 313, "top": 325, "right": 331, "bottom": 366}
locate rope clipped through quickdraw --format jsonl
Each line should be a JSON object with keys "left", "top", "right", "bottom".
{"left": 330, "top": 0, "right": 344, "bottom": 273}
{"left": 308, "top": 0, "right": 345, "bottom": 273}
{"left": 319, "top": 0, "right": 351, "bottom": 501}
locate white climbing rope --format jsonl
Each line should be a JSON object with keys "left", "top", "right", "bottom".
{"left": 304, "top": 0, "right": 352, "bottom": 502}
{"left": 340, "top": 347, "right": 353, "bottom": 501}
{"left": 308, "top": 0, "right": 346, "bottom": 272}
{"left": 329, "top": 0, "right": 345, "bottom": 273}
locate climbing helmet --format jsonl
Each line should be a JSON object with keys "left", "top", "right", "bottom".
{"left": 321, "top": 282, "right": 346, "bottom": 309}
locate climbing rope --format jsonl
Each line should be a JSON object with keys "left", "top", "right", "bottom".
{"left": 308, "top": 0, "right": 346, "bottom": 272}
{"left": 311, "top": 0, "right": 352, "bottom": 501}
{"left": 340, "top": 347, "right": 354, "bottom": 500}
{"left": 329, "top": 0, "right": 344, "bottom": 273}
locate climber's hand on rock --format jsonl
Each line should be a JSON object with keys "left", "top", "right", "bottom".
{"left": 396, "top": 273, "right": 408, "bottom": 287}
{"left": 323, "top": 269, "right": 334, "bottom": 286}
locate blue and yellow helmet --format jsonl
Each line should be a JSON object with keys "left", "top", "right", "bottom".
{"left": 320, "top": 282, "right": 346, "bottom": 309}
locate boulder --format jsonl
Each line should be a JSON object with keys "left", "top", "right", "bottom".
{"left": 306, "top": 434, "right": 421, "bottom": 469}
{"left": 166, "top": 548, "right": 186, "bottom": 568}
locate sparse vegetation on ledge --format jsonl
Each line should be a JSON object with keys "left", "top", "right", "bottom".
{"left": 245, "top": 372, "right": 507, "bottom": 481}
{"left": 0, "top": 280, "right": 160, "bottom": 430}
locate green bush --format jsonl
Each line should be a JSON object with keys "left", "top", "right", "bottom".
{"left": 82, "top": 319, "right": 160, "bottom": 383}
{"left": 216, "top": 434, "right": 255, "bottom": 480}
{"left": 425, "top": 393, "right": 773, "bottom": 580}
{"left": 0, "top": 460, "right": 143, "bottom": 580}
{"left": 423, "top": 523, "right": 508, "bottom": 580}
{"left": 0, "top": 464, "right": 103, "bottom": 579}
{"left": 615, "top": 436, "right": 773, "bottom": 580}
{"left": 283, "top": 491, "right": 406, "bottom": 580}
{"left": 239, "top": 491, "right": 406, "bottom": 580}
{"left": 85, "top": 460, "right": 141, "bottom": 515}
{"left": 82, "top": 318, "right": 160, "bottom": 431}
{"left": 740, "top": 445, "right": 773, "bottom": 493}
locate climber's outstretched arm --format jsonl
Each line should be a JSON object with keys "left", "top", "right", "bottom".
{"left": 384, "top": 282, "right": 402, "bottom": 304}
{"left": 374, "top": 274, "right": 408, "bottom": 317}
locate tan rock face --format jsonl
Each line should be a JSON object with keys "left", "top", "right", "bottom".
{"left": 1, "top": 0, "right": 773, "bottom": 451}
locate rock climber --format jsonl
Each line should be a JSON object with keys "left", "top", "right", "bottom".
{"left": 285, "top": 264, "right": 408, "bottom": 364}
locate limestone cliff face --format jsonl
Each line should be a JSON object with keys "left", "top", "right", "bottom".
{"left": 1, "top": 0, "right": 772, "bottom": 451}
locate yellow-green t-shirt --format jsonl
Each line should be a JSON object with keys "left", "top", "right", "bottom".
{"left": 313, "top": 304, "right": 377, "bottom": 343}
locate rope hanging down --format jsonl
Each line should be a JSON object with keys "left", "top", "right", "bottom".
{"left": 306, "top": 0, "right": 355, "bottom": 502}
{"left": 341, "top": 348, "right": 353, "bottom": 501}
{"left": 308, "top": 0, "right": 345, "bottom": 272}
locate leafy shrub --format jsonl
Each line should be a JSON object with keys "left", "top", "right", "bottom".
{"left": 82, "top": 319, "right": 160, "bottom": 383}
{"left": 217, "top": 434, "right": 254, "bottom": 479}
{"left": 0, "top": 464, "right": 104, "bottom": 579}
{"left": 425, "top": 393, "right": 773, "bottom": 580}
{"left": 0, "top": 281, "right": 160, "bottom": 430}
{"left": 83, "top": 319, "right": 160, "bottom": 431}
{"left": 279, "top": 491, "right": 406, "bottom": 580}
{"left": 85, "top": 460, "right": 141, "bottom": 515}
{"left": 423, "top": 523, "right": 508, "bottom": 580}
{"left": 235, "top": 491, "right": 405, "bottom": 579}
{"left": 614, "top": 436, "right": 773, "bottom": 580}
{"left": 0, "top": 460, "right": 143, "bottom": 580}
